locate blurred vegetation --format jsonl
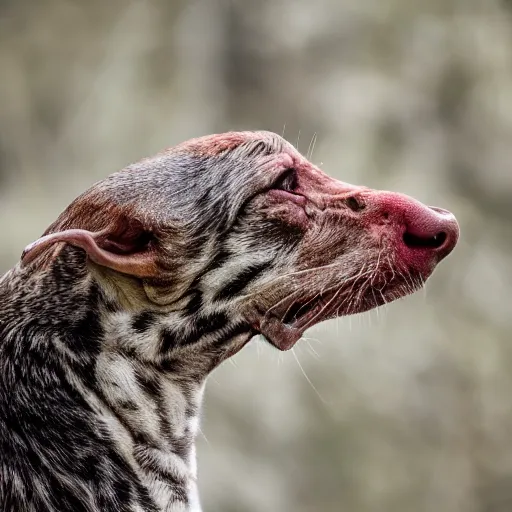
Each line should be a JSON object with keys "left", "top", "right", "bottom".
{"left": 1, "top": 1, "right": 512, "bottom": 511}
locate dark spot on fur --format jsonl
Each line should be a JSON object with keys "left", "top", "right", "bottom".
{"left": 185, "top": 290, "right": 203, "bottom": 315}
{"left": 135, "top": 372, "right": 162, "bottom": 398}
{"left": 204, "top": 249, "right": 231, "bottom": 273}
{"left": 172, "top": 436, "right": 190, "bottom": 461}
{"left": 69, "top": 308, "right": 103, "bottom": 357}
{"left": 133, "top": 482, "right": 160, "bottom": 512}
{"left": 160, "top": 327, "right": 180, "bottom": 354}
{"left": 103, "top": 299, "right": 119, "bottom": 313}
{"left": 132, "top": 445, "right": 189, "bottom": 502}
{"left": 185, "top": 405, "right": 198, "bottom": 418}
{"left": 117, "top": 400, "right": 138, "bottom": 411}
{"left": 158, "top": 357, "right": 186, "bottom": 374}
{"left": 214, "top": 262, "right": 269, "bottom": 301}
{"left": 135, "top": 375, "right": 176, "bottom": 441}
{"left": 132, "top": 311, "right": 157, "bottom": 333}
{"left": 182, "top": 312, "right": 228, "bottom": 346}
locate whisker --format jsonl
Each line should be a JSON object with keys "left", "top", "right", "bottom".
{"left": 264, "top": 289, "right": 304, "bottom": 319}
{"left": 335, "top": 264, "right": 372, "bottom": 314}
{"left": 370, "top": 241, "right": 383, "bottom": 286}
{"left": 302, "top": 265, "right": 375, "bottom": 331}
{"left": 280, "top": 291, "right": 321, "bottom": 324}
{"left": 242, "top": 260, "right": 373, "bottom": 322}
{"left": 291, "top": 348, "right": 327, "bottom": 404}
{"left": 198, "top": 427, "right": 210, "bottom": 444}
{"left": 303, "top": 287, "right": 345, "bottom": 331}
{"left": 306, "top": 133, "right": 318, "bottom": 160}
{"left": 309, "top": 132, "right": 318, "bottom": 161}
{"left": 280, "top": 277, "right": 342, "bottom": 323}
{"left": 238, "top": 262, "right": 349, "bottom": 301}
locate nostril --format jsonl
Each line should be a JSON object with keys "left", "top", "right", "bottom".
{"left": 345, "top": 196, "right": 365, "bottom": 213}
{"left": 403, "top": 231, "right": 447, "bottom": 250}
{"left": 433, "top": 232, "right": 447, "bottom": 248}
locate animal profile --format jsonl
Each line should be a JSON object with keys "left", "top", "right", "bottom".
{"left": 0, "top": 131, "right": 459, "bottom": 511}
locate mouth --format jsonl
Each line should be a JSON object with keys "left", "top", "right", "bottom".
{"left": 281, "top": 293, "right": 338, "bottom": 330}
{"left": 254, "top": 289, "right": 362, "bottom": 351}
{"left": 253, "top": 270, "right": 423, "bottom": 351}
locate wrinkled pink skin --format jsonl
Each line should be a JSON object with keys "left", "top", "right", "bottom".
{"left": 278, "top": 151, "right": 458, "bottom": 269}
{"left": 250, "top": 147, "right": 459, "bottom": 350}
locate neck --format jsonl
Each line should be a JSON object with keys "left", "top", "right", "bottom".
{"left": 91, "top": 306, "right": 252, "bottom": 510}
{"left": 93, "top": 342, "right": 206, "bottom": 510}
{"left": 1, "top": 249, "right": 254, "bottom": 511}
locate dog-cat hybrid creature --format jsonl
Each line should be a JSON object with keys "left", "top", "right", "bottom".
{"left": 0, "top": 131, "right": 459, "bottom": 511}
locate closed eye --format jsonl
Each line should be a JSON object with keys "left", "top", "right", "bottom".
{"left": 269, "top": 168, "right": 308, "bottom": 210}
{"left": 273, "top": 168, "right": 299, "bottom": 194}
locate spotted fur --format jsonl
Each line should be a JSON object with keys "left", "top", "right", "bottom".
{"left": 0, "top": 131, "right": 459, "bottom": 511}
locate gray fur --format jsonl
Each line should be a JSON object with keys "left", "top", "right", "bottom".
{"left": 0, "top": 131, "right": 458, "bottom": 511}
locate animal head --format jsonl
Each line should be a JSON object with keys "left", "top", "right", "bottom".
{"left": 21, "top": 131, "right": 459, "bottom": 352}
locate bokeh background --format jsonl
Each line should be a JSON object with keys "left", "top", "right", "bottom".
{"left": 1, "top": 1, "right": 512, "bottom": 511}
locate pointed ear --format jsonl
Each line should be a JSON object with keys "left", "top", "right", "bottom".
{"left": 21, "top": 218, "right": 159, "bottom": 278}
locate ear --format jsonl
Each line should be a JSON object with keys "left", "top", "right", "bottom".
{"left": 21, "top": 219, "right": 159, "bottom": 278}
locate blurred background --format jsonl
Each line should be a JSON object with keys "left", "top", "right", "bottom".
{"left": 1, "top": 1, "right": 512, "bottom": 510}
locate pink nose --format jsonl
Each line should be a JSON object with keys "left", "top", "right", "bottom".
{"left": 401, "top": 204, "right": 459, "bottom": 261}
{"left": 344, "top": 189, "right": 460, "bottom": 265}
{"left": 313, "top": 174, "right": 460, "bottom": 265}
